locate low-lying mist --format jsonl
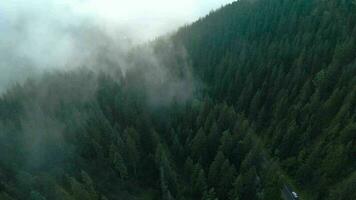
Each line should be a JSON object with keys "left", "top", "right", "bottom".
{"left": 0, "top": 0, "right": 205, "bottom": 172}
{"left": 0, "top": 1, "right": 235, "bottom": 168}
{"left": 0, "top": 2, "right": 211, "bottom": 167}
{"left": 1, "top": 0, "right": 132, "bottom": 92}
{"left": 0, "top": 0, "right": 234, "bottom": 93}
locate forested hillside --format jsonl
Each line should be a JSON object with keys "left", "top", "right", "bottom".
{"left": 174, "top": 0, "right": 356, "bottom": 199}
{"left": 0, "top": 0, "right": 355, "bottom": 200}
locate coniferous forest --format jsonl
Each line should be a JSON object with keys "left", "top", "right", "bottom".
{"left": 0, "top": 0, "right": 355, "bottom": 200}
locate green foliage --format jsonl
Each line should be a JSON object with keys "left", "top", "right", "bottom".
{"left": 175, "top": 0, "right": 356, "bottom": 198}
{"left": 202, "top": 188, "right": 218, "bottom": 200}
{"left": 329, "top": 171, "right": 356, "bottom": 200}
{"left": 30, "top": 191, "right": 46, "bottom": 200}
{"left": 0, "top": 0, "right": 355, "bottom": 199}
{"left": 231, "top": 167, "right": 259, "bottom": 200}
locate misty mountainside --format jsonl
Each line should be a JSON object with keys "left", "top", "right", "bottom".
{"left": 0, "top": 0, "right": 356, "bottom": 200}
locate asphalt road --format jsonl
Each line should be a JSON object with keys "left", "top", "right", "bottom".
{"left": 282, "top": 184, "right": 299, "bottom": 200}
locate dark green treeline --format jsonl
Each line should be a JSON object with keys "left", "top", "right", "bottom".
{"left": 0, "top": 0, "right": 355, "bottom": 200}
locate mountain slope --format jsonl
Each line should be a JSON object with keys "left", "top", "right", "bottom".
{"left": 174, "top": 0, "right": 356, "bottom": 199}
{"left": 0, "top": 0, "right": 355, "bottom": 200}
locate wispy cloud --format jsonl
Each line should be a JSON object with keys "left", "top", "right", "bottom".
{"left": 0, "top": 0, "right": 234, "bottom": 92}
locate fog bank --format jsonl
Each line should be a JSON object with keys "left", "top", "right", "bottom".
{"left": 0, "top": 0, "right": 234, "bottom": 92}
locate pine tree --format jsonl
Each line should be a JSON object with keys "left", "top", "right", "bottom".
{"left": 231, "top": 167, "right": 258, "bottom": 200}
{"left": 109, "top": 144, "right": 128, "bottom": 179}
{"left": 219, "top": 130, "right": 234, "bottom": 157}
{"left": 192, "top": 164, "right": 208, "bottom": 199}
{"left": 125, "top": 134, "right": 139, "bottom": 176}
{"left": 190, "top": 128, "right": 208, "bottom": 164}
{"left": 217, "top": 159, "right": 236, "bottom": 199}
{"left": 208, "top": 151, "right": 225, "bottom": 186}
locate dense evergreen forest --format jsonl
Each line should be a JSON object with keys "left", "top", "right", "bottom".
{"left": 0, "top": 0, "right": 355, "bottom": 200}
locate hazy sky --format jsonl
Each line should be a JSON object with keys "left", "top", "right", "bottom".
{"left": 0, "top": 0, "right": 235, "bottom": 92}
{"left": 1, "top": 0, "right": 235, "bottom": 41}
